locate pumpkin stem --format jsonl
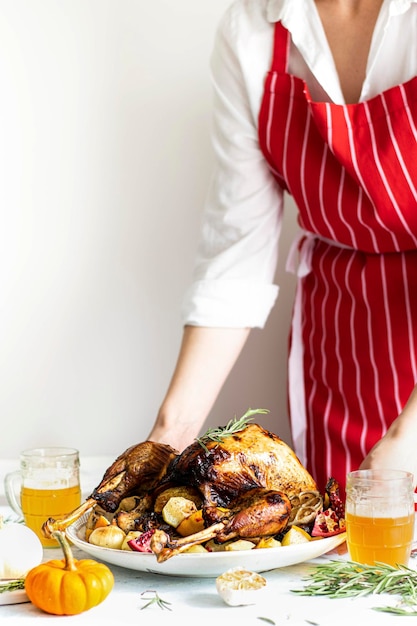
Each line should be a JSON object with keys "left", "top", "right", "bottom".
{"left": 51, "top": 530, "right": 77, "bottom": 571}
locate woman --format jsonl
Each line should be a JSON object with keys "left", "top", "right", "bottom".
{"left": 148, "top": 0, "right": 417, "bottom": 492}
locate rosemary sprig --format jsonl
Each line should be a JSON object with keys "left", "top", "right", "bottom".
{"left": 292, "top": 560, "right": 417, "bottom": 615}
{"left": 0, "top": 579, "right": 25, "bottom": 594}
{"left": 139, "top": 590, "right": 172, "bottom": 611}
{"left": 196, "top": 408, "right": 269, "bottom": 452}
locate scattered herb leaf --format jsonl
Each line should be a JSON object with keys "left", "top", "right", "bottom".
{"left": 196, "top": 408, "right": 269, "bottom": 452}
{"left": 140, "top": 589, "right": 172, "bottom": 611}
{"left": 292, "top": 560, "right": 417, "bottom": 615}
{"left": 139, "top": 589, "right": 172, "bottom": 611}
{"left": 257, "top": 618, "right": 276, "bottom": 624}
{"left": 374, "top": 602, "right": 417, "bottom": 616}
{"left": 0, "top": 579, "right": 25, "bottom": 594}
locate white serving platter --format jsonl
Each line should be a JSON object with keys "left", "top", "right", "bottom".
{"left": 66, "top": 512, "right": 346, "bottom": 578}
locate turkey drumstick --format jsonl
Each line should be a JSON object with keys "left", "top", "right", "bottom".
{"left": 150, "top": 488, "right": 291, "bottom": 562}
{"left": 42, "top": 441, "right": 177, "bottom": 537}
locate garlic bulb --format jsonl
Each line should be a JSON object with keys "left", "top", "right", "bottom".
{"left": 0, "top": 516, "right": 43, "bottom": 579}
{"left": 216, "top": 567, "right": 267, "bottom": 606}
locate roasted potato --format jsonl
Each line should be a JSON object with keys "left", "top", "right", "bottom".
{"left": 183, "top": 545, "right": 208, "bottom": 554}
{"left": 121, "top": 531, "right": 142, "bottom": 550}
{"left": 162, "top": 497, "right": 198, "bottom": 528}
{"left": 255, "top": 537, "right": 281, "bottom": 549}
{"left": 154, "top": 486, "right": 202, "bottom": 513}
{"left": 204, "top": 539, "right": 235, "bottom": 552}
{"left": 225, "top": 540, "right": 256, "bottom": 551}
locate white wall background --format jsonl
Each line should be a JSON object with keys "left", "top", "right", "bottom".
{"left": 0, "top": 0, "right": 298, "bottom": 462}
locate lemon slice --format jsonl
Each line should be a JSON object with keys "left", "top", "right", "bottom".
{"left": 281, "top": 526, "right": 312, "bottom": 546}
{"left": 216, "top": 567, "right": 267, "bottom": 606}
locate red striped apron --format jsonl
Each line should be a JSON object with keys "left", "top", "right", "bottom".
{"left": 258, "top": 22, "right": 417, "bottom": 493}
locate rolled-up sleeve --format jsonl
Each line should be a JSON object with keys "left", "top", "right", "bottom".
{"left": 182, "top": 3, "right": 284, "bottom": 329}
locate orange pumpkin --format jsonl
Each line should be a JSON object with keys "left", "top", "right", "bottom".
{"left": 25, "top": 530, "right": 114, "bottom": 615}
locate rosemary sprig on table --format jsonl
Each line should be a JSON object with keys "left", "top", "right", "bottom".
{"left": 292, "top": 560, "right": 417, "bottom": 615}
{"left": 0, "top": 579, "right": 25, "bottom": 594}
{"left": 139, "top": 590, "right": 172, "bottom": 611}
{"left": 196, "top": 408, "right": 269, "bottom": 452}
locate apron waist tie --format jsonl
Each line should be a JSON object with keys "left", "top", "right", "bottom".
{"left": 285, "top": 229, "right": 355, "bottom": 468}
{"left": 286, "top": 229, "right": 355, "bottom": 277}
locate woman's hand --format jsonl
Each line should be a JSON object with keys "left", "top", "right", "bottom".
{"left": 360, "top": 386, "right": 417, "bottom": 488}
{"left": 360, "top": 426, "right": 417, "bottom": 487}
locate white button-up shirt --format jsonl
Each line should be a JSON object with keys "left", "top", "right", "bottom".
{"left": 182, "top": 0, "right": 417, "bottom": 328}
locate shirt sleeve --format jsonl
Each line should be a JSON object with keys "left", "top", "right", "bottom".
{"left": 182, "top": 5, "right": 284, "bottom": 329}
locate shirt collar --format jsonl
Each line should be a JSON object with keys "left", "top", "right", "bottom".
{"left": 266, "top": 0, "right": 302, "bottom": 23}
{"left": 388, "top": 0, "right": 417, "bottom": 15}
{"left": 266, "top": 0, "right": 417, "bottom": 23}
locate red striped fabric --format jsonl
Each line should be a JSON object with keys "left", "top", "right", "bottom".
{"left": 258, "top": 22, "right": 417, "bottom": 492}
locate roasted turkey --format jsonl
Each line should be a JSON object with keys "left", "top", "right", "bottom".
{"left": 42, "top": 416, "right": 317, "bottom": 547}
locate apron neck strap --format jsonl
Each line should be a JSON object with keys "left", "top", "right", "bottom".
{"left": 271, "top": 22, "right": 291, "bottom": 73}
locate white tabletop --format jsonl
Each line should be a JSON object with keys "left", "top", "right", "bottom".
{"left": 1, "top": 457, "right": 415, "bottom": 625}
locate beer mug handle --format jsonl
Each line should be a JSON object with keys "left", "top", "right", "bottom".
{"left": 4, "top": 470, "right": 24, "bottom": 520}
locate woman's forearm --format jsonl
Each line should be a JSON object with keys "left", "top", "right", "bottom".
{"left": 147, "top": 325, "right": 251, "bottom": 451}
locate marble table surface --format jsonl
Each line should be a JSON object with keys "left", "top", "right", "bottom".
{"left": 1, "top": 456, "right": 416, "bottom": 625}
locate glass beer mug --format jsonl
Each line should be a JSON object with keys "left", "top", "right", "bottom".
{"left": 345, "top": 469, "right": 415, "bottom": 567}
{"left": 4, "top": 447, "right": 81, "bottom": 548}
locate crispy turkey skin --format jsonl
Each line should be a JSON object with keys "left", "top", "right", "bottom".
{"left": 206, "top": 487, "right": 292, "bottom": 541}
{"left": 163, "top": 423, "right": 316, "bottom": 507}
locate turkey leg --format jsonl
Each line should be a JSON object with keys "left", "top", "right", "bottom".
{"left": 42, "top": 441, "right": 177, "bottom": 538}
{"left": 151, "top": 488, "right": 291, "bottom": 562}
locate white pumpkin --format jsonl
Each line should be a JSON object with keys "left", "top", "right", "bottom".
{"left": 0, "top": 516, "right": 43, "bottom": 579}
